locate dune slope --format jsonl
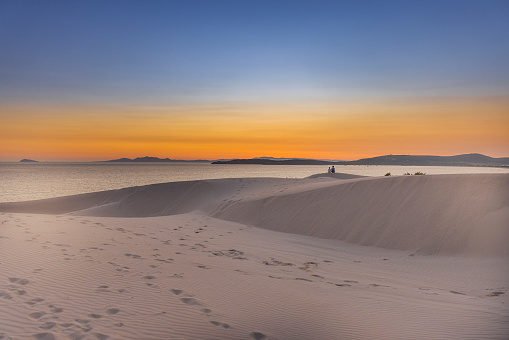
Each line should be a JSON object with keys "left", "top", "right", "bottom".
{"left": 0, "top": 181, "right": 214, "bottom": 217}
{"left": 213, "top": 174, "right": 509, "bottom": 255}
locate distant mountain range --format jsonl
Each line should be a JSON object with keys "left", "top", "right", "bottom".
{"left": 103, "top": 156, "right": 210, "bottom": 163}
{"left": 212, "top": 153, "right": 509, "bottom": 167}
{"left": 16, "top": 154, "right": 507, "bottom": 166}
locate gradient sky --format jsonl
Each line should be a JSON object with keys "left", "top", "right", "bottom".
{"left": 1, "top": 0, "right": 508, "bottom": 161}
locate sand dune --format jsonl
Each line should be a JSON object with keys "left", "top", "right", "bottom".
{"left": 0, "top": 181, "right": 215, "bottom": 217}
{"left": 1, "top": 173, "right": 507, "bottom": 255}
{"left": 1, "top": 173, "right": 508, "bottom": 339}
{"left": 0, "top": 176, "right": 347, "bottom": 217}
{"left": 214, "top": 174, "right": 509, "bottom": 256}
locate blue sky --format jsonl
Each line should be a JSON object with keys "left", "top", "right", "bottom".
{"left": 1, "top": 0, "right": 508, "bottom": 104}
{"left": 1, "top": 1, "right": 509, "bottom": 161}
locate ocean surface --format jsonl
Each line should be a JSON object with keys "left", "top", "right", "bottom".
{"left": 1, "top": 162, "right": 508, "bottom": 203}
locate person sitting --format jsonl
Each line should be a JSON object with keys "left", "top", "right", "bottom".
{"left": 328, "top": 167, "right": 331, "bottom": 173}
{"left": 331, "top": 166, "right": 335, "bottom": 173}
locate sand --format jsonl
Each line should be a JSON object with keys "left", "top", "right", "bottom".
{"left": 0, "top": 173, "right": 508, "bottom": 339}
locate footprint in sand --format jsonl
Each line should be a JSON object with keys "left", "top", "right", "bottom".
{"left": 0, "top": 291, "right": 13, "bottom": 300}
{"left": 210, "top": 321, "right": 230, "bottom": 329}
{"left": 29, "top": 311, "right": 46, "bottom": 319}
{"left": 88, "top": 314, "right": 102, "bottom": 319}
{"left": 487, "top": 291, "right": 505, "bottom": 297}
{"left": 8, "top": 278, "right": 29, "bottom": 285}
{"left": 48, "top": 305, "right": 63, "bottom": 313}
{"left": 25, "top": 298, "right": 45, "bottom": 305}
{"left": 370, "top": 284, "right": 390, "bottom": 288}
{"left": 33, "top": 332, "right": 56, "bottom": 340}
{"left": 170, "top": 289, "right": 183, "bottom": 295}
{"left": 39, "top": 322, "right": 57, "bottom": 330}
{"left": 250, "top": 331, "right": 271, "bottom": 340}
{"left": 106, "top": 308, "right": 120, "bottom": 315}
{"left": 180, "top": 297, "right": 201, "bottom": 306}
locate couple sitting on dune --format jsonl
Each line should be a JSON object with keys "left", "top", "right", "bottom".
{"left": 327, "top": 166, "right": 335, "bottom": 173}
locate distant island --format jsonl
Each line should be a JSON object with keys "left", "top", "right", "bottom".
{"left": 103, "top": 156, "right": 210, "bottom": 163}
{"left": 212, "top": 153, "right": 509, "bottom": 167}
{"left": 20, "top": 159, "right": 38, "bottom": 163}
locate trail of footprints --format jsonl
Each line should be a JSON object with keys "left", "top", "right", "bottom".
{"left": 1, "top": 216, "right": 274, "bottom": 339}
{"left": 2, "top": 276, "right": 123, "bottom": 340}
{"left": 170, "top": 287, "right": 274, "bottom": 339}
{"left": 7, "top": 214, "right": 503, "bottom": 339}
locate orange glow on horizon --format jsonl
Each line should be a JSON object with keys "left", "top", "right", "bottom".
{"left": 1, "top": 96, "right": 508, "bottom": 161}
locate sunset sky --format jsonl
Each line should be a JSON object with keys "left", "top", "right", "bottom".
{"left": 1, "top": 0, "right": 508, "bottom": 161}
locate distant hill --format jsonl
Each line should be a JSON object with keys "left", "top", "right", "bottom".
{"left": 212, "top": 153, "right": 509, "bottom": 167}
{"left": 20, "top": 159, "right": 38, "bottom": 163}
{"left": 103, "top": 156, "right": 210, "bottom": 163}
{"left": 213, "top": 158, "right": 333, "bottom": 165}
{"left": 253, "top": 157, "right": 343, "bottom": 162}
{"left": 349, "top": 153, "right": 509, "bottom": 166}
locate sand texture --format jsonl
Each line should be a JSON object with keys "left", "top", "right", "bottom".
{"left": 0, "top": 173, "right": 508, "bottom": 339}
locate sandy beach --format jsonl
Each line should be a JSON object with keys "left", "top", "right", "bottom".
{"left": 1, "top": 173, "right": 508, "bottom": 339}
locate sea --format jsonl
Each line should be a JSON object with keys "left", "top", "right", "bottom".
{"left": 1, "top": 162, "right": 508, "bottom": 203}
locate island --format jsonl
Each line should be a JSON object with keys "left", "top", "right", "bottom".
{"left": 103, "top": 156, "right": 210, "bottom": 163}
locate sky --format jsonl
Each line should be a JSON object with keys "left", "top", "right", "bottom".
{"left": 0, "top": 0, "right": 508, "bottom": 161}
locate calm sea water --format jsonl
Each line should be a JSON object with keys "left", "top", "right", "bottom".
{"left": 1, "top": 162, "right": 508, "bottom": 202}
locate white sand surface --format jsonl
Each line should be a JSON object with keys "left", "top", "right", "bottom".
{"left": 0, "top": 173, "right": 508, "bottom": 339}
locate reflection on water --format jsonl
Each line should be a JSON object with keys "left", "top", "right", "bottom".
{"left": 1, "top": 162, "right": 508, "bottom": 202}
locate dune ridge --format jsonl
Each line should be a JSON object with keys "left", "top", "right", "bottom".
{"left": 1, "top": 173, "right": 507, "bottom": 256}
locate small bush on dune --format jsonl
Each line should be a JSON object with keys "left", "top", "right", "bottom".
{"left": 414, "top": 171, "right": 426, "bottom": 175}
{"left": 385, "top": 173, "right": 391, "bottom": 176}
{"left": 404, "top": 172, "right": 411, "bottom": 175}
